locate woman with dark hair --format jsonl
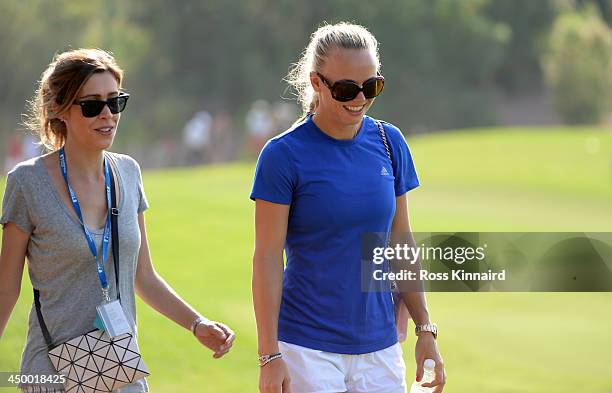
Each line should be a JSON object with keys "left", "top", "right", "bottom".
{"left": 0, "top": 48, "right": 235, "bottom": 392}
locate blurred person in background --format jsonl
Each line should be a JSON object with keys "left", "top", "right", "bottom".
{"left": 0, "top": 48, "right": 235, "bottom": 393}
{"left": 209, "top": 110, "right": 237, "bottom": 163}
{"left": 247, "top": 100, "right": 274, "bottom": 155}
{"left": 182, "top": 109, "right": 212, "bottom": 165}
{"left": 251, "top": 22, "right": 446, "bottom": 393}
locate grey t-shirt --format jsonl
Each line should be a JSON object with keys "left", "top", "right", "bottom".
{"left": 1, "top": 152, "right": 149, "bottom": 393}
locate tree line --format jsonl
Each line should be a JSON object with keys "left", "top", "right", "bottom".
{"left": 1, "top": 0, "right": 610, "bottom": 158}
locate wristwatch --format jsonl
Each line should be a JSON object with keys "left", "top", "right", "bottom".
{"left": 415, "top": 323, "right": 438, "bottom": 339}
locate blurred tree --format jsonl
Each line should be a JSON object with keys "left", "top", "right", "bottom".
{"left": 2, "top": 0, "right": 590, "bottom": 162}
{"left": 0, "top": 1, "right": 149, "bottom": 148}
{"left": 320, "top": 0, "right": 510, "bottom": 129}
{"left": 485, "top": 0, "right": 557, "bottom": 92}
{"left": 0, "top": 1, "right": 91, "bottom": 139}
{"left": 543, "top": 6, "right": 612, "bottom": 124}
{"left": 576, "top": 0, "right": 612, "bottom": 24}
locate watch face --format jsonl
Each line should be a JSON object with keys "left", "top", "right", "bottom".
{"left": 416, "top": 324, "right": 437, "bottom": 338}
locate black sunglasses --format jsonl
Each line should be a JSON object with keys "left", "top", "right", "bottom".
{"left": 73, "top": 92, "right": 130, "bottom": 118}
{"left": 317, "top": 72, "right": 385, "bottom": 102}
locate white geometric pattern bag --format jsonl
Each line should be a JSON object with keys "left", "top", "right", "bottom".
{"left": 46, "top": 330, "right": 149, "bottom": 392}
{"left": 33, "top": 167, "right": 149, "bottom": 392}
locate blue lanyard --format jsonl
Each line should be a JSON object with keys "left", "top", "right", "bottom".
{"left": 59, "top": 147, "right": 112, "bottom": 301}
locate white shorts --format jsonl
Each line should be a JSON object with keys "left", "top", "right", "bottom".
{"left": 279, "top": 341, "right": 407, "bottom": 393}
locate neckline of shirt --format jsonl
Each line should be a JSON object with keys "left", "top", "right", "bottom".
{"left": 36, "top": 152, "right": 126, "bottom": 236}
{"left": 307, "top": 114, "right": 369, "bottom": 147}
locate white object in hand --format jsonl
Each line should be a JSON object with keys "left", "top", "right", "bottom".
{"left": 410, "top": 359, "right": 436, "bottom": 393}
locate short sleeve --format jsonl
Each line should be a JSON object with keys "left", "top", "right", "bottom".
{"left": 1, "top": 172, "right": 34, "bottom": 234}
{"left": 134, "top": 161, "right": 149, "bottom": 214}
{"left": 383, "top": 122, "right": 420, "bottom": 196}
{"left": 250, "top": 139, "right": 295, "bottom": 205}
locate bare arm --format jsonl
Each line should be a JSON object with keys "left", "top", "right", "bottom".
{"left": 134, "top": 213, "right": 234, "bottom": 358}
{"left": 252, "top": 199, "right": 291, "bottom": 393}
{"left": 391, "top": 194, "right": 430, "bottom": 325}
{"left": 0, "top": 223, "right": 28, "bottom": 339}
{"left": 392, "top": 194, "right": 446, "bottom": 392}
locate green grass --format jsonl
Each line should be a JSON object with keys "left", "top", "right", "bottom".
{"left": 1, "top": 126, "right": 612, "bottom": 392}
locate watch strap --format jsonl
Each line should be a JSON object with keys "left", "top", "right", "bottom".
{"left": 415, "top": 323, "right": 438, "bottom": 339}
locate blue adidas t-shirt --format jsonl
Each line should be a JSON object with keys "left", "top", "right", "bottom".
{"left": 250, "top": 115, "right": 419, "bottom": 354}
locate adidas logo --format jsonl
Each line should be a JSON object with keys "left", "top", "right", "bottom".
{"left": 380, "top": 166, "right": 390, "bottom": 176}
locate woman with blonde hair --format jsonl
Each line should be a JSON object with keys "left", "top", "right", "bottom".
{"left": 0, "top": 48, "right": 235, "bottom": 392}
{"left": 252, "top": 23, "right": 446, "bottom": 393}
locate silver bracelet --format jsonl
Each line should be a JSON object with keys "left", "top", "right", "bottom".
{"left": 191, "top": 316, "right": 209, "bottom": 335}
{"left": 258, "top": 353, "right": 283, "bottom": 367}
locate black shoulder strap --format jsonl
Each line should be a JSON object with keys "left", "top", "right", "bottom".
{"left": 376, "top": 120, "right": 394, "bottom": 170}
{"left": 34, "top": 159, "right": 121, "bottom": 350}
{"left": 376, "top": 120, "right": 400, "bottom": 297}
{"left": 33, "top": 289, "right": 54, "bottom": 350}
{"left": 109, "top": 164, "right": 121, "bottom": 303}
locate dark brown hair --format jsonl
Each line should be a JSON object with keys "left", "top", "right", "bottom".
{"left": 24, "top": 48, "right": 123, "bottom": 150}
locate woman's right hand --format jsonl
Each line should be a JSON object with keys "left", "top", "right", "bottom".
{"left": 259, "top": 358, "right": 292, "bottom": 393}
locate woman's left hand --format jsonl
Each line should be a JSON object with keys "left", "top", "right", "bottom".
{"left": 414, "top": 333, "right": 446, "bottom": 392}
{"left": 194, "top": 321, "right": 236, "bottom": 358}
